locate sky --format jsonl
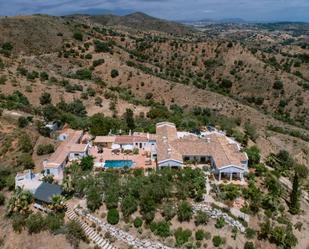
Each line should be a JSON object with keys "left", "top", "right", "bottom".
{"left": 0, "top": 0, "right": 309, "bottom": 22}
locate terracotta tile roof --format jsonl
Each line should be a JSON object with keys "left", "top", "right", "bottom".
{"left": 94, "top": 136, "right": 116, "bottom": 143}
{"left": 45, "top": 129, "right": 84, "bottom": 168}
{"left": 114, "top": 135, "right": 149, "bottom": 144}
{"left": 156, "top": 122, "right": 247, "bottom": 169}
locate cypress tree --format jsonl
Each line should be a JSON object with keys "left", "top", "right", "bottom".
{"left": 289, "top": 172, "right": 300, "bottom": 214}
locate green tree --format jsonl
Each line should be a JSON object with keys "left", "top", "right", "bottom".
{"left": 111, "top": 69, "right": 119, "bottom": 78}
{"left": 18, "top": 117, "right": 29, "bottom": 128}
{"left": 6, "top": 188, "right": 33, "bottom": 216}
{"left": 245, "top": 146, "right": 260, "bottom": 166}
{"left": 125, "top": 108, "right": 135, "bottom": 131}
{"left": 80, "top": 156, "right": 94, "bottom": 171}
{"left": 121, "top": 195, "right": 137, "bottom": 217}
{"left": 0, "top": 192, "right": 5, "bottom": 206}
{"left": 289, "top": 165, "right": 308, "bottom": 215}
{"left": 87, "top": 186, "right": 102, "bottom": 212}
{"left": 107, "top": 208, "right": 119, "bottom": 225}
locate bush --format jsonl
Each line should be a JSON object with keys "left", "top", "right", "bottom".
{"left": 85, "top": 53, "right": 92, "bottom": 59}
{"left": 26, "top": 213, "right": 46, "bottom": 234}
{"left": 73, "top": 32, "right": 83, "bottom": 41}
{"left": 12, "top": 214, "right": 26, "bottom": 233}
{"left": 36, "top": 144, "right": 55, "bottom": 156}
{"left": 111, "top": 69, "right": 119, "bottom": 78}
{"left": 121, "top": 195, "right": 137, "bottom": 217}
{"left": 273, "top": 80, "right": 283, "bottom": 90}
{"left": 244, "top": 241, "right": 255, "bottom": 249}
{"left": 212, "top": 235, "right": 222, "bottom": 247}
{"left": 17, "top": 153, "right": 34, "bottom": 170}
{"left": 74, "top": 68, "right": 92, "bottom": 80}
{"left": 161, "top": 203, "right": 176, "bottom": 221}
{"left": 245, "top": 228, "right": 256, "bottom": 239}
{"left": 107, "top": 209, "right": 119, "bottom": 225}
{"left": 152, "top": 220, "right": 170, "bottom": 238}
{"left": 215, "top": 217, "right": 225, "bottom": 229}
{"left": 174, "top": 228, "right": 192, "bottom": 246}
{"left": 45, "top": 213, "right": 64, "bottom": 232}
{"left": 195, "top": 229, "right": 205, "bottom": 240}
{"left": 177, "top": 201, "right": 193, "bottom": 222}
{"left": 93, "top": 59, "right": 105, "bottom": 67}
{"left": 194, "top": 210, "right": 209, "bottom": 226}
{"left": 94, "top": 40, "right": 111, "bottom": 53}
{"left": 40, "top": 92, "right": 51, "bottom": 105}
{"left": 0, "top": 192, "right": 5, "bottom": 206}
{"left": 134, "top": 217, "right": 143, "bottom": 228}
{"left": 18, "top": 117, "right": 29, "bottom": 128}
{"left": 18, "top": 133, "right": 32, "bottom": 153}
{"left": 66, "top": 220, "right": 87, "bottom": 247}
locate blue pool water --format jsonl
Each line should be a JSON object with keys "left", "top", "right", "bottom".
{"left": 104, "top": 160, "right": 133, "bottom": 168}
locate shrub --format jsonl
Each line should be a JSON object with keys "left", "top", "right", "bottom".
{"left": 74, "top": 68, "right": 92, "bottom": 80}
{"left": 26, "top": 213, "right": 46, "bottom": 234}
{"left": 161, "top": 203, "right": 176, "bottom": 221}
{"left": 12, "top": 214, "right": 26, "bottom": 233}
{"left": 212, "top": 235, "right": 222, "bottom": 247}
{"left": 18, "top": 133, "right": 32, "bottom": 153}
{"left": 94, "top": 40, "right": 111, "bottom": 53}
{"left": 0, "top": 192, "right": 5, "bottom": 206}
{"left": 195, "top": 229, "right": 205, "bottom": 240}
{"left": 66, "top": 220, "right": 87, "bottom": 248}
{"left": 245, "top": 228, "right": 256, "bottom": 239}
{"left": 174, "top": 228, "right": 192, "bottom": 246}
{"left": 40, "top": 71, "right": 49, "bottom": 81}
{"left": 95, "top": 97, "right": 103, "bottom": 106}
{"left": 40, "top": 92, "right": 51, "bottom": 105}
{"left": 194, "top": 210, "right": 209, "bottom": 226}
{"left": 273, "top": 80, "right": 283, "bottom": 90}
{"left": 107, "top": 209, "right": 119, "bottom": 225}
{"left": 152, "top": 220, "right": 170, "bottom": 238}
{"left": 177, "top": 201, "right": 193, "bottom": 222}
{"left": 18, "top": 117, "right": 29, "bottom": 128}
{"left": 85, "top": 53, "right": 92, "bottom": 59}
{"left": 17, "top": 153, "right": 34, "bottom": 170}
{"left": 36, "top": 144, "right": 55, "bottom": 156}
{"left": 73, "top": 32, "right": 83, "bottom": 41}
{"left": 215, "top": 217, "right": 225, "bottom": 229}
{"left": 92, "top": 59, "right": 105, "bottom": 67}
{"left": 111, "top": 69, "right": 119, "bottom": 78}
{"left": 244, "top": 241, "right": 255, "bottom": 249}
{"left": 45, "top": 213, "right": 64, "bottom": 232}
{"left": 134, "top": 217, "right": 143, "bottom": 228}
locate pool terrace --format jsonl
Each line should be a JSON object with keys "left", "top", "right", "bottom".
{"left": 89, "top": 146, "right": 156, "bottom": 170}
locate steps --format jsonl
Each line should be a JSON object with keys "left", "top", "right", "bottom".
{"left": 66, "top": 209, "right": 114, "bottom": 249}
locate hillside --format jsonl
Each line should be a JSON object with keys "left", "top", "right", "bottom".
{"left": 90, "top": 12, "right": 194, "bottom": 35}
{"left": 0, "top": 14, "right": 308, "bottom": 167}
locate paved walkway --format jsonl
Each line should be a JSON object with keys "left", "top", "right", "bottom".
{"left": 74, "top": 206, "right": 175, "bottom": 249}
{"left": 66, "top": 208, "right": 115, "bottom": 249}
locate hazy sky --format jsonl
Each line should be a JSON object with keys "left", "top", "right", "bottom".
{"left": 1, "top": 0, "right": 309, "bottom": 22}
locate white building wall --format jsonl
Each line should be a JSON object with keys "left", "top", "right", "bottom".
{"left": 158, "top": 160, "right": 183, "bottom": 168}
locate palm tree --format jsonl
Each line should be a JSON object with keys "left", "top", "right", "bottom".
{"left": 6, "top": 187, "right": 33, "bottom": 215}
{"left": 49, "top": 194, "right": 66, "bottom": 213}
{"left": 62, "top": 176, "right": 74, "bottom": 196}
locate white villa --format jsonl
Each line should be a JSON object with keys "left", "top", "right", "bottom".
{"left": 43, "top": 129, "right": 89, "bottom": 181}
{"left": 156, "top": 122, "right": 248, "bottom": 181}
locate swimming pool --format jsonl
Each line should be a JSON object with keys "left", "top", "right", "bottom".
{"left": 104, "top": 160, "right": 133, "bottom": 168}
